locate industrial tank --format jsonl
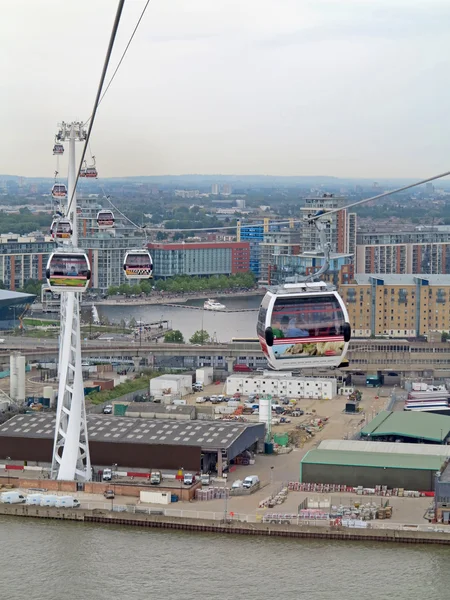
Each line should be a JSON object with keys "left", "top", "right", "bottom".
{"left": 259, "top": 397, "right": 272, "bottom": 425}
{"left": 10, "top": 353, "right": 25, "bottom": 402}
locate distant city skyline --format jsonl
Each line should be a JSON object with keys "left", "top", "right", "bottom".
{"left": 1, "top": 1, "right": 450, "bottom": 179}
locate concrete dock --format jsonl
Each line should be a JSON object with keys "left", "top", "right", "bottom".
{"left": 1, "top": 503, "right": 450, "bottom": 545}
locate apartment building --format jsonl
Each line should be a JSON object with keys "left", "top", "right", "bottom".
{"left": 356, "top": 242, "right": 450, "bottom": 275}
{"left": 300, "top": 195, "right": 357, "bottom": 255}
{"left": 0, "top": 234, "right": 55, "bottom": 290}
{"left": 340, "top": 274, "right": 450, "bottom": 338}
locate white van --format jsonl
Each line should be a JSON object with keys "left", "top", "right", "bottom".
{"left": 40, "top": 495, "right": 59, "bottom": 507}
{"left": 0, "top": 491, "right": 26, "bottom": 504}
{"left": 55, "top": 496, "right": 81, "bottom": 508}
{"left": 26, "top": 494, "right": 44, "bottom": 506}
{"left": 242, "top": 475, "right": 260, "bottom": 489}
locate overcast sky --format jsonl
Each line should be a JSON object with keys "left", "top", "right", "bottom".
{"left": 1, "top": 0, "right": 450, "bottom": 179}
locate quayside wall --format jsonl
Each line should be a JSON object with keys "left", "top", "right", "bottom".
{"left": 0, "top": 503, "right": 449, "bottom": 545}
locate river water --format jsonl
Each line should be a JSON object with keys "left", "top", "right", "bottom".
{"left": 96, "top": 295, "right": 263, "bottom": 342}
{"left": 2, "top": 516, "right": 450, "bottom": 600}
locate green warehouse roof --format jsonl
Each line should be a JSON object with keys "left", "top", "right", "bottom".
{"left": 301, "top": 449, "right": 445, "bottom": 471}
{"left": 360, "top": 410, "right": 450, "bottom": 443}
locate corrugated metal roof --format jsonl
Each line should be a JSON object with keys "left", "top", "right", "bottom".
{"left": 318, "top": 439, "right": 450, "bottom": 458}
{"left": 302, "top": 449, "right": 445, "bottom": 471}
{"left": 360, "top": 410, "right": 450, "bottom": 443}
{"left": 0, "top": 414, "right": 265, "bottom": 451}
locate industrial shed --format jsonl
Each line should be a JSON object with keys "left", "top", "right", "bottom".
{"left": 360, "top": 410, "right": 450, "bottom": 444}
{"left": 300, "top": 448, "right": 444, "bottom": 491}
{"left": 0, "top": 414, "right": 265, "bottom": 474}
{"left": 124, "top": 403, "right": 196, "bottom": 421}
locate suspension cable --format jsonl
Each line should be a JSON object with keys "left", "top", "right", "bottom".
{"left": 66, "top": 0, "right": 125, "bottom": 219}
{"left": 84, "top": 0, "right": 151, "bottom": 127}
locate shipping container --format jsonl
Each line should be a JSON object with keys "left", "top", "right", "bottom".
{"left": 140, "top": 490, "right": 172, "bottom": 505}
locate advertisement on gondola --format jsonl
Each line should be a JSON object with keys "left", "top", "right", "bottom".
{"left": 270, "top": 296, "right": 345, "bottom": 360}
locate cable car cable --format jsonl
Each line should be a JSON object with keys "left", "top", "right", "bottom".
{"left": 84, "top": 0, "right": 151, "bottom": 128}
{"left": 110, "top": 167, "right": 450, "bottom": 234}
{"left": 66, "top": 0, "right": 125, "bottom": 219}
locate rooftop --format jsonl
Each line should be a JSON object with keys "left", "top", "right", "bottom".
{"left": 0, "top": 414, "right": 264, "bottom": 451}
{"left": 353, "top": 274, "right": 450, "bottom": 286}
{"left": 360, "top": 410, "right": 450, "bottom": 443}
{"left": 318, "top": 439, "right": 450, "bottom": 458}
{"left": 125, "top": 402, "right": 196, "bottom": 417}
{"left": 0, "top": 290, "right": 36, "bottom": 306}
{"left": 301, "top": 448, "right": 445, "bottom": 471}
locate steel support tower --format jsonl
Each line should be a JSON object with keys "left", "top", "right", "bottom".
{"left": 51, "top": 121, "right": 92, "bottom": 481}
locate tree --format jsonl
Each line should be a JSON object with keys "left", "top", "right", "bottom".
{"left": 131, "top": 284, "right": 142, "bottom": 296}
{"left": 189, "top": 329, "right": 210, "bottom": 345}
{"left": 164, "top": 330, "right": 185, "bottom": 343}
{"left": 119, "top": 283, "right": 131, "bottom": 295}
{"left": 140, "top": 280, "right": 152, "bottom": 294}
{"left": 108, "top": 286, "right": 119, "bottom": 296}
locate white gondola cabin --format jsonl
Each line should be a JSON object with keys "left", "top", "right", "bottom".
{"left": 80, "top": 165, "right": 98, "bottom": 178}
{"left": 123, "top": 249, "right": 153, "bottom": 280}
{"left": 97, "top": 210, "right": 115, "bottom": 229}
{"left": 50, "top": 218, "right": 72, "bottom": 240}
{"left": 51, "top": 183, "right": 67, "bottom": 199}
{"left": 257, "top": 282, "right": 351, "bottom": 371}
{"left": 53, "top": 143, "right": 64, "bottom": 155}
{"left": 45, "top": 249, "right": 91, "bottom": 293}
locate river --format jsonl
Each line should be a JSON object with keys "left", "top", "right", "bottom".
{"left": 2, "top": 516, "right": 450, "bottom": 600}
{"left": 96, "top": 295, "right": 263, "bottom": 342}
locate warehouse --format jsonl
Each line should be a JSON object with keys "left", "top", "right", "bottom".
{"left": 0, "top": 414, "right": 265, "bottom": 474}
{"left": 300, "top": 447, "right": 444, "bottom": 491}
{"left": 360, "top": 410, "right": 450, "bottom": 444}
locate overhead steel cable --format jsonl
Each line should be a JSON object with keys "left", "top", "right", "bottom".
{"left": 66, "top": 0, "right": 126, "bottom": 219}
{"left": 99, "top": 167, "right": 450, "bottom": 234}
{"left": 83, "top": 0, "right": 151, "bottom": 127}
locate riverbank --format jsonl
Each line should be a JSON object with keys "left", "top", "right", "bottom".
{"left": 1, "top": 503, "right": 449, "bottom": 545}
{"left": 86, "top": 289, "right": 263, "bottom": 307}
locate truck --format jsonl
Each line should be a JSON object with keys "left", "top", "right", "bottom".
{"left": 183, "top": 473, "right": 194, "bottom": 485}
{"left": 26, "top": 494, "right": 44, "bottom": 505}
{"left": 242, "top": 475, "right": 260, "bottom": 489}
{"left": 102, "top": 468, "right": 112, "bottom": 481}
{"left": 40, "top": 495, "right": 59, "bottom": 507}
{"left": 0, "top": 491, "right": 26, "bottom": 504}
{"left": 55, "top": 496, "right": 81, "bottom": 508}
{"left": 150, "top": 470, "right": 162, "bottom": 485}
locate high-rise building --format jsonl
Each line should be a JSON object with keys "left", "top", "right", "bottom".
{"left": 147, "top": 241, "right": 250, "bottom": 278}
{"left": 221, "top": 183, "right": 232, "bottom": 195}
{"left": 211, "top": 183, "right": 219, "bottom": 195}
{"left": 0, "top": 234, "right": 55, "bottom": 290}
{"left": 300, "top": 195, "right": 356, "bottom": 255}
{"left": 237, "top": 221, "right": 265, "bottom": 277}
{"left": 258, "top": 228, "right": 300, "bottom": 285}
{"left": 77, "top": 196, "right": 146, "bottom": 291}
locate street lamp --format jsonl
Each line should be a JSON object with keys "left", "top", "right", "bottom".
{"left": 270, "top": 466, "right": 274, "bottom": 488}
{"left": 111, "top": 463, "right": 117, "bottom": 511}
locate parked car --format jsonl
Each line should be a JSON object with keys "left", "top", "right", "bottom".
{"left": 104, "top": 490, "right": 115, "bottom": 499}
{"left": 292, "top": 410, "right": 304, "bottom": 417}
{"left": 103, "top": 404, "right": 113, "bottom": 414}
{"left": 242, "top": 475, "right": 260, "bottom": 489}
{"left": 196, "top": 396, "right": 206, "bottom": 403}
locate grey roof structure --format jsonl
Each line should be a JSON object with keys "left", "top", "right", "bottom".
{"left": 0, "top": 414, "right": 265, "bottom": 452}
{"left": 0, "top": 289, "right": 35, "bottom": 306}
{"left": 125, "top": 403, "right": 196, "bottom": 418}
{"left": 354, "top": 274, "right": 450, "bottom": 286}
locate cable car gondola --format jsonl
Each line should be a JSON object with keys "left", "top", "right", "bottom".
{"left": 80, "top": 158, "right": 98, "bottom": 178}
{"left": 97, "top": 209, "right": 115, "bottom": 229}
{"left": 257, "top": 282, "right": 351, "bottom": 371}
{"left": 51, "top": 183, "right": 67, "bottom": 199}
{"left": 53, "top": 143, "right": 64, "bottom": 155}
{"left": 123, "top": 249, "right": 153, "bottom": 280}
{"left": 50, "top": 218, "right": 72, "bottom": 240}
{"left": 45, "top": 249, "right": 91, "bottom": 293}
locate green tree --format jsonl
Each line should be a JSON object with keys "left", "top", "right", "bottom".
{"left": 131, "top": 284, "right": 142, "bottom": 295}
{"left": 119, "top": 283, "right": 131, "bottom": 295}
{"left": 108, "top": 285, "right": 119, "bottom": 296}
{"left": 164, "top": 330, "right": 185, "bottom": 343}
{"left": 189, "top": 329, "right": 210, "bottom": 345}
{"left": 140, "top": 280, "right": 152, "bottom": 294}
